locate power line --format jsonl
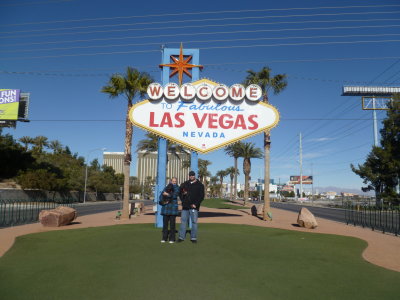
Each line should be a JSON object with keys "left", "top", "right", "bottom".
{"left": 303, "top": 122, "right": 371, "bottom": 153}
{"left": 301, "top": 101, "right": 363, "bottom": 139}
{"left": 206, "top": 63, "right": 400, "bottom": 85}
{"left": 201, "top": 38, "right": 400, "bottom": 51}
{"left": 3, "top": 22, "right": 400, "bottom": 48}
{"left": 2, "top": 17, "right": 398, "bottom": 37}
{"left": 5, "top": 4, "right": 400, "bottom": 27}
{"left": 2, "top": 56, "right": 400, "bottom": 82}
{"left": 306, "top": 141, "right": 371, "bottom": 160}
{"left": 2, "top": 38, "right": 400, "bottom": 61}
{"left": 274, "top": 78, "right": 394, "bottom": 160}
{"left": 2, "top": 12, "right": 399, "bottom": 37}
{"left": 304, "top": 157, "right": 366, "bottom": 165}
{"left": 3, "top": 32, "right": 400, "bottom": 54}
{"left": 206, "top": 56, "right": 400, "bottom": 67}
{"left": 298, "top": 59, "right": 400, "bottom": 141}
{"left": 387, "top": 69, "right": 400, "bottom": 84}
{"left": 0, "top": 0, "right": 72, "bottom": 6}
{"left": 4, "top": 13, "right": 400, "bottom": 39}
{"left": 303, "top": 119, "right": 367, "bottom": 145}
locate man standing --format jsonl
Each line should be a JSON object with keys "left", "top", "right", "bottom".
{"left": 178, "top": 170, "right": 204, "bottom": 243}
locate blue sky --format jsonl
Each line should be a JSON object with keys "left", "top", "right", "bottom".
{"left": 1, "top": 0, "right": 399, "bottom": 192}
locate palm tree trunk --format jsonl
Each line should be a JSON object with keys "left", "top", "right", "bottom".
{"left": 243, "top": 158, "right": 250, "bottom": 206}
{"left": 230, "top": 176, "right": 233, "bottom": 200}
{"left": 244, "top": 174, "right": 248, "bottom": 206}
{"left": 121, "top": 101, "right": 133, "bottom": 219}
{"left": 262, "top": 93, "right": 272, "bottom": 221}
{"left": 263, "top": 131, "right": 271, "bottom": 221}
{"left": 233, "top": 157, "right": 238, "bottom": 202}
{"left": 220, "top": 177, "right": 223, "bottom": 198}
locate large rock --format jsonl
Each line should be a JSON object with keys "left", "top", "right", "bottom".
{"left": 39, "top": 206, "right": 77, "bottom": 227}
{"left": 297, "top": 207, "right": 318, "bottom": 229}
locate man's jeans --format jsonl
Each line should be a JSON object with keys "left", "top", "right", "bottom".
{"left": 179, "top": 209, "right": 198, "bottom": 240}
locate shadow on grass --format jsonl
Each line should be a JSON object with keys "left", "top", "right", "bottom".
{"left": 198, "top": 211, "right": 241, "bottom": 218}
{"left": 144, "top": 212, "right": 242, "bottom": 218}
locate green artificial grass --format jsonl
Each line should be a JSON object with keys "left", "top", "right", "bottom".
{"left": 202, "top": 198, "right": 247, "bottom": 210}
{"left": 1, "top": 224, "right": 399, "bottom": 300}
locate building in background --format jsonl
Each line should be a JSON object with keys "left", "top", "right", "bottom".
{"left": 136, "top": 151, "right": 190, "bottom": 184}
{"left": 103, "top": 152, "right": 124, "bottom": 174}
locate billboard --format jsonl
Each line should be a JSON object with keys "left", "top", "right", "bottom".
{"left": 0, "top": 89, "right": 20, "bottom": 120}
{"left": 130, "top": 79, "right": 280, "bottom": 154}
{"left": 289, "top": 176, "right": 313, "bottom": 185}
{"left": 279, "top": 185, "right": 295, "bottom": 192}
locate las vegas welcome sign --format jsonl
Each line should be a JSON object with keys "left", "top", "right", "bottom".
{"left": 129, "top": 78, "right": 280, "bottom": 154}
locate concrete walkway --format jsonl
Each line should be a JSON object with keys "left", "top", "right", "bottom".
{"left": 1, "top": 205, "right": 399, "bottom": 272}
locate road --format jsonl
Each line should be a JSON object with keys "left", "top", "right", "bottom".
{"left": 76, "top": 200, "right": 346, "bottom": 224}
{"left": 266, "top": 201, "right": 346, "bottom": 224}
{"left": 75, "top": 200, "right": 153, "bottom": 216}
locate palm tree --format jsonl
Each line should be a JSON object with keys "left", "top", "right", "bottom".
{"left": 49, "top": 140, "right": 63, "bottom": 154}
{"left": 210, "top": 175, "right": 219, "bottom": 185}
{"left": 244, "top": 66, "right": 287, "bottom": 220}
{"left": 237, "top": 142, "right": 263, "bottom": 206}
{"left": 216, "top": 169, "right": 228, "bottom": 198}
{"left": 198, "top": 158, "right": 211, "bottom": 197}
{"left": 224, "top": 142, "right": 244, "bottom": 202}
{"left": 18, "top": 136, "right": 33, "bottom": 151}
{"left": 102, "top": 67, "right": 153, "bottom": 219}
{"left": 225, "top": 166, "right": 239, "bottom": 201}
{"left": 182, "top": 159, "right": 191, "bottom": 169}
{"left": 32, "top": 136, "right": 49, "bottom": 153}
{"left": 209, "top": 175, "right": 220, "bottom": 197}
{"left": 137, "top": 132, "right": 189, "bottom": 159}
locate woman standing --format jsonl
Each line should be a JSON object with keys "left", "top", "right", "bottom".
{"left": 159, "top": 177, "right": 179, "bottom": 243}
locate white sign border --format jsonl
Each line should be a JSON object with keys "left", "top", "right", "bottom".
{"left": 129, "top": 78, "right": 280, "bottom": 154}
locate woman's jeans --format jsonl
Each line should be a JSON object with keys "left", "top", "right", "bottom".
{"left": 178, "top": 209, "right": 198, "bottom": 240}
{"left": 162, "top": 215, "right": 176, "bottom": 241}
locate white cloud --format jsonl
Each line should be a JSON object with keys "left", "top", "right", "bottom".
{"left": 308, "top": 137, "right": 337, "bottom": 142}
{"left": 303, "top": 152, "right": 325, "bottom": 159}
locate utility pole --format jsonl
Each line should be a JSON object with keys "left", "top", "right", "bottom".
{"left": 372, "top": 97, "right": 379, "bottom": 146}
{"left": 299, "top": 132, "right": 303, "bottom": 199}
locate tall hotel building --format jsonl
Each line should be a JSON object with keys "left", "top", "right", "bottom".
{"left": 103, "top": 152, "right": 124, "bottom": 174}
{"left": 136, "top": 151, "right": 190, "bottom": 184}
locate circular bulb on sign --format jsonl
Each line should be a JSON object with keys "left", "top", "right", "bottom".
{"left": 180, "top": 83, "right": 196, "bottom": 101}
{"left": 147, "top": 83, "right": 163, "bottom": 100}
{"left": 229, "top": 84, "right": 245, "bottom": 102}
{"left": 196, "top": 83, "right": 213, "bottom": 101}
{"left": 245, "top": 84, "right": 262, "bottom": 102}
{"left": 164, "top": 82, "right": 180, "bottom": 100}
{"left": 213, "top": 84, "right": 229, "bottom": 101}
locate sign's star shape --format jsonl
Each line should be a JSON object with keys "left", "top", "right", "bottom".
{"left": 159, "top": 43, "right": 203, "bottom": 86}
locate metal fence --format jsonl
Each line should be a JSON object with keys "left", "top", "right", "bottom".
{"left": 0, "top": 199, "right": 77, "bottom": 228}
{"left": 345, "top": 204, "right": 400, "bottom": 236}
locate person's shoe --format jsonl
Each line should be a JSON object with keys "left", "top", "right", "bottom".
{"left": 177, "top": 239, "right": 184, "bottom": 243}
{"left": 191, "top": 239, "right": 197, "bottom": 244}
{"left": 161, "top": 240, "right": 166, "bottom": 243}
{"left": 169, "top": 241, "right": 175, "bottom": 244}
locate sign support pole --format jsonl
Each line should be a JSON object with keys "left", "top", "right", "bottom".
{"left": 372, "top": 98, "right": 379, "bottom": 146}
{"left": 154, "top": 47, "right": 200, "bottom": 228}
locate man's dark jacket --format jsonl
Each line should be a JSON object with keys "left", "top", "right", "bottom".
{"left": 179, "top": 179, "right": 204, "bottom": 211}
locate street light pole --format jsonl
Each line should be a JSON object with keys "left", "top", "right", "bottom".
{"left": 83, "top": 147, "right": 106, "bottom": 203}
